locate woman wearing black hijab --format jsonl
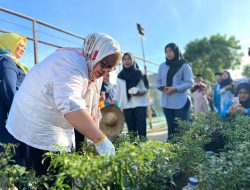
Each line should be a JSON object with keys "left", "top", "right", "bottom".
{"left": 156, "top": 43, "right": 193, "bottom": 139}
{"left": 114, "top": 52, "right": 149, "bottom": 140}
{"left": 221, "top": 83, "right": 250, "bottom": 118}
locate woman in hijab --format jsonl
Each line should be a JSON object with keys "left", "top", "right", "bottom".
{"left": 114, "top": 52, "right": 149, "bottom": 141}
{"left": 0, "top": 33, "right": 28, "bottom": 166}
{"left": 6, "top": 33, "right": 121, "bottom": 176}
{"left": 156, "top": 43, "right": 193, "bottom": 140}
{"left": 99, "top": 73, "right": 116, "bottom": 108}
{"left": 219, "top": 70, "right": 234, "bottom": 111}
{"left": 221, "top": 82, "right": 250, "bottom": 118}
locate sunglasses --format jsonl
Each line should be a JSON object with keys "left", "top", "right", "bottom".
{"left": 100, "top": 60, "right": 117, "bottom": 71}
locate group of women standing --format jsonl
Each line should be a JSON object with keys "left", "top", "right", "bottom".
{"left": 1, "top": 32, "right": 250, "bottom": 188}
{"left": 0, "top": 32, "right": 193, "bottom": 172}
{"left": 0, "top": 32, "right": 193, "bottom": 156}
{"left": 116, "top": 43, "right": 193, "bottom": 140}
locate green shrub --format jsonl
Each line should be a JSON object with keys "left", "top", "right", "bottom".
{"left": 0, "top": 113, "right": 249, "bottom": 189}
{"left": 198, "top": 141, "right": 250, "bottom": 190}
{"left": 169, "top": 113, "right": 250, "bottom": 189}
{"left": 221, "top": 114, "right": 250, "bottom": 149}
{"left": 170, "top": 113, "right": 222, "bottom": 174}
{"left": 45, "top": 141, "right": 176, "bottom": 190}
{"left": 0, "top": 144, "right": 36, "bottom": 189}
{"left": 0, "top": 144, "right": 54, "bottom": 190}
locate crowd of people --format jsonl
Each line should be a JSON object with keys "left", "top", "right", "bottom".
{"left": 0, "top": 32, "right": 250, "bottom": 182}
{"left": 190, "top": 71, "right": 250, "bottom": 119}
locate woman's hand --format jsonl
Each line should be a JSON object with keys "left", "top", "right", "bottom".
{"left": 65, "top": 110, "right": 116, "bottom": 156}
{"left": 164, "top": 87, "right": 176, "bottom": 95}
{"left": 128, "top": 87, "right": 139, "bottom": 95}
{"left": 237, "top": 104, "right": 248, "bottom": 114}
{"left": 227, "top": 103, "right": 237, "bottom": 114}
{"left": 132, "top": 89, "right": 148, "bottom": 96}
{"left": 95, "top": 136, "right": 115, "bottom": 156}
{"left": 227, "top": 104, "right": 247, "bottom": 115}
{"left": 65, "top": 110, "right": 105, "bottom": 144}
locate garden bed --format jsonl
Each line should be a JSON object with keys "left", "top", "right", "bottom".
{"left": 0, "top": 113, "right": 250, "bottom": 189}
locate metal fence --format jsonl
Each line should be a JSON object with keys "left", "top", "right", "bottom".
{"left": 0, "top": 7, "right": 159, "bottom": 71}
{"left": 0, "top": 7, "right": 84, "bottom": 65}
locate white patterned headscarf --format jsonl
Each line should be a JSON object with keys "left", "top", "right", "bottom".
{"left": 83, "top": 33, "right": 121, "bottom": 72}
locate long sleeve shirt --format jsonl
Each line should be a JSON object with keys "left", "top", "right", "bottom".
{"left": 0, "top": 55, "right": 25, "bottom": 142}
{"left": 114, "top": 78, "right": 148, "bottom": 109}
{"left": 220, "top": 100, "right": 250, "bottom": 119}
{"left": 156, "top": 63, "right": 193, "bottom": 109}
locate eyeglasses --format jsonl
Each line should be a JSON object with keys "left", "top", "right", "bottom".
{"left": 100, "top": 61, "right": 117, "bottom": 71}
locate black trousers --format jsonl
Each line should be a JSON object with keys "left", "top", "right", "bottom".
{"left": 74, "top": 129, "right": 85, "bottom": 152}
{"left": 29, "top": 146, "right": 52, "bottom": 176}
{"left": 123, "top": 106, "right": 147, "bottom": 138}
{"left": 163, "top": 99, "right": 190, "bottom": 138}
{"left": 29, "top": 130, "right": 85, "bottom": 176}
{"left": 29, "top": 146, "right": 63, "bottom": 188}
{"left": 0, "top": 133, "right": 29, "bottom": 167}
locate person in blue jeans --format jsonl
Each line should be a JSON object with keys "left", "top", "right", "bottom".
{"left": 221, "top": 83, "right": 250, "bottom": 119}
{"left": 156, "top": 43, "right": 193, "bottom": 139}
{"left": 0, "top": 33, "right": 28, "bottom": 166}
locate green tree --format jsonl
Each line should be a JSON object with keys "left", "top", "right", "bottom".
{"left": 242, "top": 64, "right": 250, "bottom": 78}
{"left": 184, "top": 34, "right": 243, "bottom": 81}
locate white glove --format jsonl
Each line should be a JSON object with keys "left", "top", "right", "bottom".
{"left": 95, "top": 136, "right": 115, "bottom": 156}
{"left": 128, "top": 87, "right": 139, "bottom": 95}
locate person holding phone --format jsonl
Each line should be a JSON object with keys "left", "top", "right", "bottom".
{"left": 156, "top": 43, "right": 193, "bottom": 139}
{"left": 221, "top": 83, "right": 250, "bottom": 118}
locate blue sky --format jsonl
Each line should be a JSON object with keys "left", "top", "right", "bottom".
{"left": 0, "top": 0, "right": 250, "bottom": 78}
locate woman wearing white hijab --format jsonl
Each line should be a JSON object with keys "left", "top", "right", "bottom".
{"left": 6, "top": 33, "right": 121, "bottom": 176}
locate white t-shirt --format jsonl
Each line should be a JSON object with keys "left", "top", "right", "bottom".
{"left": 114, "top": 78, "right": 148, "bottom": 109}
{"left": 6, "top": 49, "right": 102, "bottom": 151}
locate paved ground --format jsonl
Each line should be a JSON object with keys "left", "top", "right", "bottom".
{"left": 122, "top": 116, "right": 168, "bottom": 142}
{"left": 147, "top": 126, "right": 168, "bottom": 142}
